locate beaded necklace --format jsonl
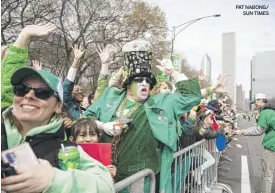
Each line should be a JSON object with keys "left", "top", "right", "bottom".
{"left": 112, "top": 96, "right": 143, "bottom": 164}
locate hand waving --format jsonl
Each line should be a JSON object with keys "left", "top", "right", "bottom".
{"left": 32, "top": 60, "right": 42, "bottom": 70}
{"left": 72, "top": 44, "right": 86, "bottom": 61}
{"left": 198, "top": 69, "right": 206, "bottom": 81}
{"left": 213, "top": 74, "right": 227, "bottom": 93}
{"left": 96, "top": 44, "right": 114, "bottom": 64}
{"left": 22, "top": 23, "right": 57, "bottom": 38}
{"left": 156, "top": 59, "right": 174, "bottom": 76}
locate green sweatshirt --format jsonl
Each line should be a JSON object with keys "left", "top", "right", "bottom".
{"left": 257, "top": 108, "right": 275, "bottom": 152}
{"left": 1, "top": 44, "right": 28, "bottom": 108}
{"left": 1, "top": 44, "right": 115, "bottom": 192}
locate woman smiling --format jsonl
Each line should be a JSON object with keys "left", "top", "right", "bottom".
{"left": 1, "top": 24, "right": 114, "bottom": 193}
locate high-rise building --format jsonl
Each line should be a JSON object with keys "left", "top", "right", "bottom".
{"left": 201, "top": 53, "right": 211, "bottom": 83}
{"left": 222, "top": 32, "right": 236, "bottom": 110}
{"left": 251, "top": 50, "right": 275, "bottom": 100}
{"left": 236, "top": 84, "right": 243, "bottom": 111}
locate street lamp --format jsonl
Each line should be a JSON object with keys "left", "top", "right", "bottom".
{"left": 170, "top": 14, "right": 221, "bottom": 60}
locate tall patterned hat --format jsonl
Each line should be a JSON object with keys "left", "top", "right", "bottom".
{"left": 122, "top": 39, "right": 156, "bottom": 88}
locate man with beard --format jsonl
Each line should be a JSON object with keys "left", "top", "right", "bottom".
{"left": 84, "top": 39, "right": 203, "bottom": 193}
{"left": 63, "top": 45, "right": 86, "bottom": 120}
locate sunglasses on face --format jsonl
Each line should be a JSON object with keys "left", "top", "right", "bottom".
{"left": 13, "top": 83, "right": 56, "bottom": 100}
{"left": 133, "top": 77, "right": 152, "bottom": 84}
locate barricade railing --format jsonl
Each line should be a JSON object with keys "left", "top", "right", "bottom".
{"left": 172, "top": 139, "right": 208, "bottom": 193}
{"left": 204, "top": 139, "right": 221, "bottom": 189}
{"left": 115, "top": 168, "right": 156, "bottom": 193}
{"left": 114, "top": 139, "right": 225, "bottom": 193}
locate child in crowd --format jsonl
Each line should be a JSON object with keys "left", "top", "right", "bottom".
{"left": 69, "top": 118, "right": 117, "bottom": 178}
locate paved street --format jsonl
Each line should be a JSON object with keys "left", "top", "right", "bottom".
{"left": 217, "top": 119, "right": 275, "bottom": 193}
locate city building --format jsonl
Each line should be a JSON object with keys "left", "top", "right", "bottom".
{"left": 201, "top": 53, "right": 211, "bottom": 84}
{"left": 222, "top": 32, "right": 236, "bottom": 110}
{"left": 236, "top": 84, "right": 243, "bottom": 111}
{"left": 250, "top": 50, "right": 275, "bottom": 103}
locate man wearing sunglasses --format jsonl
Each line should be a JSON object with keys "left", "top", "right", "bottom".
{"left": 84, "top": 39, "right": 203, "bottom": 192}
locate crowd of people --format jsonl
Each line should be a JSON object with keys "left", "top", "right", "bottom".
{"left": 1, "top": 23, "right": 274, "bottom": 193}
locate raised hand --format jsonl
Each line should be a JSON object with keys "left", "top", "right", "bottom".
{"left": 72, "top": 44, "right": 86, "bottom": 61}
{"left": 156, "top": 59, "right": 174, "bottom": 76}
{"left": 22, "top": 23, "right": 57, "bottom": 38}
{"left": 15, "top": 23, "right": 57, "bottom": 48}
{"left": 198, "top": 69, "right": 206, "bottom": 81}
{"left": 71, "top": 44, "right": 86, "bottom": 68}
{"left": 96, "top": 44, "right": 114, "bottom": 64}
{"left": 32, "top": 60, "right": 42, "bottom": 70}
{"left": 213, "top": 74, "right": 227, "bottom": 93}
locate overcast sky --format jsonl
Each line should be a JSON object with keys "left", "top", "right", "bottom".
{"left": 145, "top": 0, "right": 275, "bottom": 97}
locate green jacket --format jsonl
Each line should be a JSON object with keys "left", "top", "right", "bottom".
{"left": 84, "top": 78, "right": 202, "bottom": 193}
{"left": 2, "top": 107, "right": 115, "bottom": 193}
{"left": 1, "top": 44, "right": 28, "bottom": 108}
{"left": 1, "top": 44, "right": 115, "bottom": 192}
{"left": 257, "top": 107, "right": 275, "bottom": 152}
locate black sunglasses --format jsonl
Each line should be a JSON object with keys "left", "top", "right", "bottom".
{"left": 133, "top": 77, "right": 152, "bottom": 84}
{"left": 13, "top": 84, "right": 56, "bottom": 100}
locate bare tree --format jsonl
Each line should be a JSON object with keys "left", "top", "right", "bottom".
{"left": 2, "top": 0, "right": 170, "bottom": 94}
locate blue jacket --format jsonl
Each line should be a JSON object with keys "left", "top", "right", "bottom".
{"left": 63, "top": 78, "right": 84, "bottom": 120}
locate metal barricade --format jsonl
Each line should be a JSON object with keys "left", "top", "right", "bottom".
{"left": 115, "top": 168, "right": 156, "bottom": 193}
{"left": 172, "top": 139, "right": 212, "bottom": 193}
{"left": 114, "top": 138, "right": 231, "bottom": 193}
{"left": 204, "top": 139, "right": 221, "bottom": 189}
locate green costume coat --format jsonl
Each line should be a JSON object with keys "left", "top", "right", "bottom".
{"left": 84, "top": 78, "right": 202, "bottom": 193}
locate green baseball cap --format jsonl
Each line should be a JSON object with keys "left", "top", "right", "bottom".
{"left": 11, "top": 67, "right": 63, "bottom": 102}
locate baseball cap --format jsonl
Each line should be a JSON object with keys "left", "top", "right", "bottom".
{"left": 250, "top": 93, "right": 266, "bottom": 104}
{"left": 206, "top": 100, "right": 222, "bottom": 114}
{"left": 11, "top": 67, "right": 63, "bottom": 102}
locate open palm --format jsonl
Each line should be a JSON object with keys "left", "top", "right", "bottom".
{"left": 22, "top": 23, "right": 57, "bottom": 38}
{"left": 198, "top": 69, "right": 206, "bottom": 81}
{"left": 96, "top": 44, "right": 114, "bottom": 64}
{"left": 72, "top": 44, "right": 86, "bottom": 60}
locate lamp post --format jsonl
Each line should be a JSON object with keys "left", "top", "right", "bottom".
{"left": 170, "top": 14, "right": 221, "bottom": 60}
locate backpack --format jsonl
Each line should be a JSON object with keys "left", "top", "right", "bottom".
{"left": 1, "top": 108, "right": 76, "bottom": 168}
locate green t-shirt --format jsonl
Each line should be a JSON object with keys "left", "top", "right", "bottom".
{"left": 257, "top": 109, "right": 275, "bottom": 151}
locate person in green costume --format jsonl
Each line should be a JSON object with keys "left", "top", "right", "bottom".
{"left": 83, "top": 39, "right": 224, "bottom": 193}
{"left": 234, "top": 93, "right": 275, "bottom": 193}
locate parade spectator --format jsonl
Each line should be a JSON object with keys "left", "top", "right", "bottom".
{"left": 63, "top": 45, "right": 86, "bottom": 120}
{"left": 69, "top": 117, "right": 117, "bottom": 178}
{"left": 82, "top": 93, "right": 94, "bottom": 109}
{"left": 93, "top": 44, "right": 115, "bottom": 102}
{"left": 1, "top": 24, "right": 114, "bottom": 193}
{"left": 234, "top": 93, "right": 275, "bottom": 193}
{"left": 83, "top": 39, "right": 227, "bottom": 192}
{"left": 206, "top": 100, "right": 222, "bottom": 131}
{"left": 197, "top": 109, "right": 229, "bottom": 139}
